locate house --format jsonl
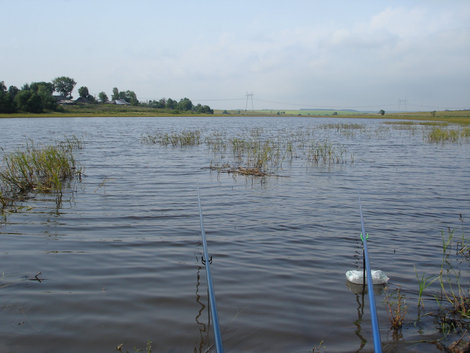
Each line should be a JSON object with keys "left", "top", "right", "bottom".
{"left": 114, "top": 99, "right": 130, "bottom": 105}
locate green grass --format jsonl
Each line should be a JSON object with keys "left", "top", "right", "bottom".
{"left": 143, "top": 127, "right": 353, "bottom": 176}
{"left": 0, "top": 138, "right": 83, "bottom": 211}
{"left": 2, "top": 106, "right": 469, "bottom": 125}
{"left": 426, "top": 126, "right": 470, "bottom": 143}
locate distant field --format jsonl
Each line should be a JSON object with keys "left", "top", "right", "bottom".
{"left": 261, "top": 109, "right": 362, "bottom": 116}
{"left": 1, "top": 105, "right": 469, "bottom": 125}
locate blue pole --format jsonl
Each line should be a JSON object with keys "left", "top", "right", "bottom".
{"left": 359, "top": 199, "right": 382, "bottom": 353}
{"left": 198, "top": 191, "right": 224, "bottom": 353}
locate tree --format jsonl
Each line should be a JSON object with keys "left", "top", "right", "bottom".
{"left": 14, "top": 90, "right": 43, "bottom": 113}
{"left": 0, "top": 81, "right": 17, "bottom": 113}
{"left": 112, "top": 87, "right": 119, "bottom": 101}
{"left": 53, "top": 76, "right": 76, "bottom": 98}
{"left": 30, "top": 81, "right": 56, "bottom": 110}
{"left": 379, "top": 109, "right": 385, "bottom": 116}
{"left": 116, "top": 89, "right": 138, "bottom": 105}
{"left": 125, "top": 90, "right": 138, "bottom": 106}
{"left": 166, "top": 98, "right": 177, "bottom": 109}
{"left": 98, "top": 91, "right": 108, "bottom": 103}
{"left": 78, "top": 86, "right": 89, "bottom": 98}
{"left": 177, "top": 97, "right": 193, "bottom": 111}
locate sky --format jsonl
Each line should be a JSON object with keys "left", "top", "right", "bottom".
{"left": 1, "top": 0, "right": 469, "bottom": 111}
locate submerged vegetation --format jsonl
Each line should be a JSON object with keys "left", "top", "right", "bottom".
{"left": 384, "top": 286, "right": 407, "bottom": 331}
{"left": 382, "top": 221, "right": 470, "bottom": 351}
{"left": 142, "top": 130, "right": 201, "bottom": 147}
{"left": 143, "top": 127, "right": 354, "bottom": 176}
{"left": 427, "top": 126, "right": 470, "bottom": 143}
{"left": 0, "top": 136, "right": 82, "bottom": 212}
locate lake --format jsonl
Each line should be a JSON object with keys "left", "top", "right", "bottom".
{"left": 0, "top": 116, "right": 469, "bottom": 353}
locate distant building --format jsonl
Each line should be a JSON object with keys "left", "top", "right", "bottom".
{"left": 54, "top": 95, "right": 75, "bottom": 105}
{"left": 114, "top": 99, "right": 130, "bottom": 105}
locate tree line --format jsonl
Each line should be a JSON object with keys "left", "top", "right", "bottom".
{"left": 0, "top": 76, "right": 213, "bottom": 114}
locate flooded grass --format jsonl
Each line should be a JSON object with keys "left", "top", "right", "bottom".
{"left": 142, "top": 130, "right": 201, "bottom": 147}
{"left": 0, "top": 137, "right": 82, "bottom": 211}
{"left": 392, "top": 224, "right": 470, "bottom": 351}
{"left": 306, "top": 140, "right": 349, "bottom": 165}
{"left": 384, "top": 286, "right": 407, "bottom": 330}
{"left": 144, "top": 127, "right": 353, "bottom": 176}
{"left": 426, "top": 127, "right": 470, "bottom": 143}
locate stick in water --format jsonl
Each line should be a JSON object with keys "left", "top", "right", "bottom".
{"left": 198, "top": 191, "right": 224, "bottom": 353}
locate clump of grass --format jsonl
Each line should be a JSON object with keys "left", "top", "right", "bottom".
{"left": 415, "top": 266, "right": 438, "bottom": 311}
{"left": 384, "top": 286, "right": 407, "bottom": 330}
{"left": 142, "top": 130, "right": 201, "bottom": 147}
{"left": 145, "top": 127, "right": 354, "bottom": 177}
{"left": 0, "top": 138, "right": 82, "bottom": 211}
{"left": 426, "top": 126, "right": 470, "bottom": 143}
{"left": 437, "top": 228, "right": 470, "bottom": 319}
{"left": 319, "top": 123, "right": 366, "bottom": 138}
{"left": 306, "top": 140, "right": 348, "bottom": 165}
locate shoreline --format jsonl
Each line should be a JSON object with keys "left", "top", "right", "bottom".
{"left": 1, "top": 109, "right": 469, "bottom": 125}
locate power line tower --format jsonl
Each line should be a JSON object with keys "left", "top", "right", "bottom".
{"left": 245, "top": 92, "right": 254, "bottom": 111}
{"left": 398, "top": 98, "right": 408, "bottom": 111}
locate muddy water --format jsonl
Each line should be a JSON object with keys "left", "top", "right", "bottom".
{"left": 0, "top": 116, "right": 469, "bottom": 353}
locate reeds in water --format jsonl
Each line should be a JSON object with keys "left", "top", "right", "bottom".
{"left": 145, "top": 127, "right": 354, "bottom": 176}
{"left": 306, "top": 140, "right": 348, "bottom": 165}
{"left": 426, "top": 126, "right": 470, "bottom": 143}
{"left": 0, "top": 138, "right": 82, "bottom": 210}
{"left": 142, "top": 130, "right": 201, "bottom": 147}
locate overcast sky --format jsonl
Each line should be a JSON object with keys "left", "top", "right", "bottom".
{"left": 1, "top": 0, "right": 469, "bottom": 111}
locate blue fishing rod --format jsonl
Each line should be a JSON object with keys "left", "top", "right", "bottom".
{"left": 359, "top": 198, "right": 382, "bottom": 353}
{"left": 197, "top": 191, "right": 224, "bottom": 353}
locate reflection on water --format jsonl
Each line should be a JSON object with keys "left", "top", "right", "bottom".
{"left": 194, "top": 264, "right": 210, "bottom": 353}
{"left": 353, "top": 289, "right": 367, "bottom": 353}
{"left": 0, "top": 116, "right": 469, "bottom": 353}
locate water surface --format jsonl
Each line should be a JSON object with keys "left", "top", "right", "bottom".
{"left": 0, "top": 116, "right": 469, "bottom": 353}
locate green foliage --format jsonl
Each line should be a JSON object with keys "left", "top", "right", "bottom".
{"left": 78, "top": 86, "right": 89, "bottom": 98}
{"left": 98, "top": 91, "right": 108, "bottom": 103}
{"left": 166, "top": 98, "right": 177, "bottom": 109}
{"left": 14, "top": 90, "right": 43, "bottom": 113}
{"left": 0, "top": 81, "right": 17, "bottom": 113}
{"left": 53, "top": 76, "right": 76, "bottom": 98}
{"left": 146, "top": 98, "right": 213, "bottom": 114}
{"left": 177, "top": 97, "right": 193, "bottom": 111}
{"left": 112, "top": 88, "right": 139, "bottom": 105}
{"left": 9, "top": 81, "right": 58, "bottom": 113}
{"left": 112, "top": 87, "right": 119, "bottom": 101}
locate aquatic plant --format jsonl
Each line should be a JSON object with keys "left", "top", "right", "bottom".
{"left": 415, "top": 267, "right": 438, "bottom": 311}
{"left": 306, "top": 140, "right": 347, "bottom": 165}
{"left": 0, "top": 138, "right": 82, "bottom": 211}
{"left": 142, "top": 130, "right": 201, "bottom": 147}
{"left": 145, "top": 127, "right": 354, "bottom": 176}
{"left": 426, "top": 126, "right": 470, "bottom": 143}
{"left": 318, "top": 123, "right": 366, "bottom": 138}
{"left": 384, "top": 286, "right": 407, "bottom": 330}
{"left": 437, "top": 228, "right": 470, "bottom": 319}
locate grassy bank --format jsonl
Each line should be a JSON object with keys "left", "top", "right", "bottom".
{"left": 1, "top": 105, "right": 469, "bottom": 124}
